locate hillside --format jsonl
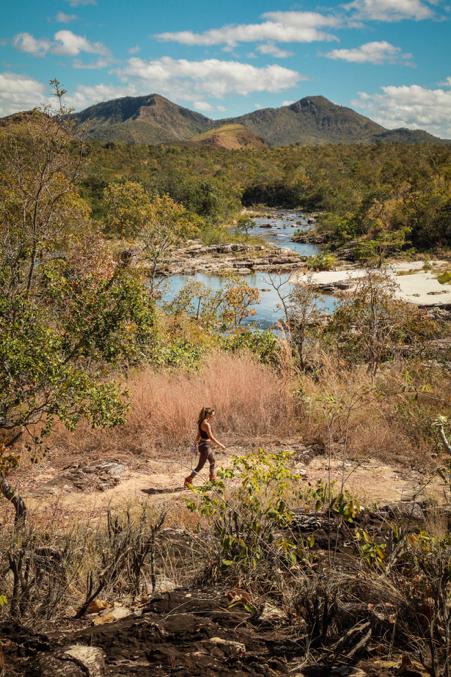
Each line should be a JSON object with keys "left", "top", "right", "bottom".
{"left": 188, "top": 123, "right": 266, "bottom": 149}
{"left": 4, "top": 93, "right": 446, "bottom": 146}
{"left": 68, "top": 93, "right": 447, "bottom": 146}
{"left": 226, "top": 96, "right": 385, "bottom": 146}
{"left": 71, "top": 93, "right": 213, "bottom": 144}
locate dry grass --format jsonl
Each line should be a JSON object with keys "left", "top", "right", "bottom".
{"left": 296, "top": 354, "right": 450, "bottom": 467}
{"left": 30, "top": 347, "right": 450, "bottom": 480}
{"left": 52, "top": 352, "right": 295, "bottom": 461}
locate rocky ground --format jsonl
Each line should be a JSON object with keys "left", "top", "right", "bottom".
{"left": 1, "top": 438, "right": 448, "bottom": 676}
{"left": 156, "top": 242, "right": 305, "bottom": 277}
{"left": 3, "top": 587, "right": 434, "bottom": 676}
{"left": 4, "top": 438, "right": 446, "bottom": 525}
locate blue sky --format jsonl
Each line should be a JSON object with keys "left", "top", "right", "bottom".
{"left": 1, "top": 0, "right": 450, "bottom": 136}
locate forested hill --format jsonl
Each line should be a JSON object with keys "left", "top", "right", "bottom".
{"left": 66, "top": 93, "right": 447, "bottom": 146}
{"left": 70, "top": 93, "right": 212, "bottom": 144}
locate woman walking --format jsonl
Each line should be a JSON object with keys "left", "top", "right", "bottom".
{"left": 184, "top": 407, "right": 225, "bottom": 487}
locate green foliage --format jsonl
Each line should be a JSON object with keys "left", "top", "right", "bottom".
{"left": 326, "top": 271, "right": 439, "bottom": 373}
{"left": 354, "top": 228, "right": 411, "bottom": 267}
{"left": 103, "top": 181, "right": 151, "bottom": 238}
{"left": 355, "top": 528, "right": 387, "bottom": 567}
{"left": 165, "top": 277, "right": 261, "bottom": 332}
{"left": 186, "top": 449, "right": 312, "bottom": 576}
{"left": 155, "top": 339, "right": 205, "bottom": 370}
{"left": 222, "top": 329, "right": 281, "bottom": 365}
{"left": 85, "top": 142, "right": 451, "bottom": 250}
{"left": 306, "top": 253, "right": 337, "bottom": 271}
{"left": 305, "top": 478, "right": 362, "bottom": 522}
{"left": 235, "top": 216, "right": 256, "bottom": 236}
{"left": 0, "top": 109, "right": 159, "bottom": 481}
{"left": 437, "top": 270, "right": 451, "bottom": 284}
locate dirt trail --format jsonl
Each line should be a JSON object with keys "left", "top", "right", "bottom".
{"left": 7, "top": 440, "right": 445, "bottom": 526}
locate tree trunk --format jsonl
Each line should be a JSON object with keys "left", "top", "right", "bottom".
{"left": 438, "top": 424, "right": 451, "bottom": 455}
{"left": 0, "top": 478, "right": 27, "bottom": 526}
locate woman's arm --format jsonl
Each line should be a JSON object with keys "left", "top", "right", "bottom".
{"left": 204, "top": 422, "right": 226, "bottom": 449}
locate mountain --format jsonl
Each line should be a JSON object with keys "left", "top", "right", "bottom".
{"left": 187, "top": 124, "right": 266, "bottom": 149}
{"left": 225, "top": 96, "right": 386, "bottom": 146}
{"left": 371, "top": 127, "right": 443, "bottom": 144}
{"left": 71, "top": 93, "right": 212, "bottom": 144}
{"left": 52, "top": 94, "right": 448, "bottom": 146}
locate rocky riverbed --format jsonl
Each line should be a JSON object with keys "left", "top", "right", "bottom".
{"left": 157, "top": 241, "right": 306, "bottom": 277}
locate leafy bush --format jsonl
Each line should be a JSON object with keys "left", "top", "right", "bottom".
{"left": 222, "top": 329, "right": 281, "bottom": 365}
{"left": 306, "top": 253, "right": 337, "bottom": 271}
{"left": 186, "top": 449, "right": 310, "bottom": 580}
{"left": 437, "top": 270, "right": 451, "bottom": 284}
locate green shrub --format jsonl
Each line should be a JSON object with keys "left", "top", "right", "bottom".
{"left": 437, "top": 270, "right": 451, "bottom": 284}
{"left": 306, "top": 253, "right": 337, "bottom": 271}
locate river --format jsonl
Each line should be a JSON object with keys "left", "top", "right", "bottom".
{"left": 162, "top": 210, "right": 338, "bottom": 329}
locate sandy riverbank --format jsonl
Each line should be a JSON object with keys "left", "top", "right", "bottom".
{"left": 297, "top": 260, "right": 451, "bottom": 307}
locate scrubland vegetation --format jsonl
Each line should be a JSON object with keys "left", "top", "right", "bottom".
{"left": 0, "top": 93, "right": 450, "bottom": 675}
{"left": 84, "top": 138, "right": 451, "bottom": 255}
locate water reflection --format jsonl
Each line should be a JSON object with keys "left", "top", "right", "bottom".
{"left": 161, "top": 210, "right": 336, "bottom": 329}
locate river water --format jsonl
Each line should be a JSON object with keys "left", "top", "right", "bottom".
{"left": 162, "top": 210, "right": 338, "bottom": 329}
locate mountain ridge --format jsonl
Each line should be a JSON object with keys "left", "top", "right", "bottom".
{"left": 3, "top": 93, "right": 446, "bottom": 146}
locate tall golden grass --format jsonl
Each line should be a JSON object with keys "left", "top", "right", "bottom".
{"left": 53, "top": 352, "right": 295, "bottom": 459}
{"left": 50, "top": 350, "right": 449, "bottom": 468}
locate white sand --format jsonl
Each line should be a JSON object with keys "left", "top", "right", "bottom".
{"left": 296, "top": 260, "right": 451, "bottom": 306}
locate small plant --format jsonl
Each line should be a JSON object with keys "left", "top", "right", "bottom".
{"left": 437, "top": 270, "right": 451, "bottom": 285}
{"left": 306, "top": 253, "right": 337, "bottom": 271}
{"left": 186, "top": 449, "right": 313, "bottom": 580}
{"left": 307, "top": 479, "right": 362, "bottom": 522}
{"left": 355, "top": 528, "right": 387, "bottom": 567}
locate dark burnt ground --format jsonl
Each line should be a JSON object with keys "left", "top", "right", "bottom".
{"left": 4, "top": 590, "right": 304, "bottom": 676}
{"left": 2, "top": 504, "right": 446, "bottom": 676}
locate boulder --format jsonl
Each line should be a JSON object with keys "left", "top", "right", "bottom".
{"left": 30, "top": 645, "right": 105, "bottom": 677}
{"left": 92, "top": 606, "right": 132, "bottom": 625}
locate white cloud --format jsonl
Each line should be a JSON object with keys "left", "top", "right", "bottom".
{"left": 128, "top": 45, "right": 140, "bottom": 55}
{"left": 13, "top": 32, "right": 52, "bottom": 57}
{"left": 192, "top": 100, "right": 214, "bottom": 112}
{"left": 56, "top": 11, "right": 77, "bottom": 23}
{"left": 326, "top": 41, "right": 412, "bottom": 64}
{"left": 13, "top": 29, "right": 110, "bottom": 61}
{"left": 0, "top": 72, "right": 48, "bottom": 116}
{"left": 439, "top": 76, "right": 451, "bottom": 86}
{"left": 353, "top": 84, "right": 451, "bottom": 137}
{"left": 53, "top": 30, "right": 109, "bottom": 56}
{"left": 344, "top": 0, "right": 436, "bottom": 21}
{"left": 257, "top": 43, "right": 293, "bottom": 58}
{"left": 118, "top": 56, "right": 303, "bottom": 99}
{"left": 155, "top": 11, "right": 340, "bottom": 47}
{"left": 282, "top": 99, "right": 295, "bottom": 106}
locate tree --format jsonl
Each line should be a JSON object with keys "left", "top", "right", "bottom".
{"left": 103, "top": 181, "right": 151, "bottom": 238}
{"left": 0, "top": 110, "right": 88, "bottom": 296}
{"left": 164, "top": 279, "right": 223, "bottom": 329}
{"left": 327, "top": 270, "right": 437, "bottom": 375}
{"left": 142, "top": 194, "right": 198, "bottom": 294}
{"left": 288, "top": 274, "right": 323, "bottom": 371}
{"left": 221, "top": 278, "right": 260, "bottom": 329}
{"left": 354, "top": 228, "right": 411, "bottom": 268}
{"left": 0, "top": 87, "right": 157, "bottom": 524}
{"left": 236, "top": 216, "right": 256, "bottom": 237}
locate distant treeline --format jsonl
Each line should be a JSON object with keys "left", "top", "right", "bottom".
{"left": 82, "top": 142, "right": 451, "bottom": 250}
